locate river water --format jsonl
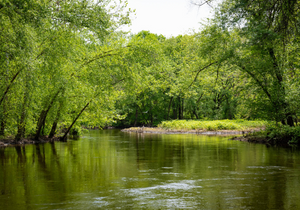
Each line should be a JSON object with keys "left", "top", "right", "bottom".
{"left": 0, "top": 129, "right": 300, "bottom": 209}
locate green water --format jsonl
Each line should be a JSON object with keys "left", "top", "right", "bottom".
{"left": 1, "top": 130, "right": 300, "bottom": 209}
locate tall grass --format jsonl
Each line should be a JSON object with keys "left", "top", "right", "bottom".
{"left": 158, "top": 119, "right": 267, "bottom": 131}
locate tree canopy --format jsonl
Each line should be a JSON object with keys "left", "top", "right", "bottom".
{"left": 1, "top": 0, "right": 300, "bottom": 143}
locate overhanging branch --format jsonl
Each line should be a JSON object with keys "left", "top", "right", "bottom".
{"left": 188, "top": 61, "right": 218, "bottom": 88}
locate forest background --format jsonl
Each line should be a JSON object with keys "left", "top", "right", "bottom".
{"left": 1, "top": 0, "right": 300, "bottom": 143}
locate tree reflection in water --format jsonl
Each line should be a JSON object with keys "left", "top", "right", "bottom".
{"left": 0, "top": 130, "right": 299, "bottom": 209}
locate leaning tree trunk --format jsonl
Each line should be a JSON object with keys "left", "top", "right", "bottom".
{"left": 34, "top": 89, "right": 62, "bottom": 141}
{"left": 60, "top": 101, "right": 90, "bottom": 142}
{"left": 0, "top": 69, "right": 22, "bottom": 106}
{"left": 48, "top": 120, "right": 58, "bottom": 139}
{"left": 48, "top": 90, "right": 65, "bottom": 138}
{"left": 48, "top": 104, "right": 63, "bottom": 138}
{"left": 193, "top": 108, "right": 199, "bottom": 119}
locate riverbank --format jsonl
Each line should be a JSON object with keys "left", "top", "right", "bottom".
{"left": 122, "top": 119, "right": 273, "bottom": 145}
{"left": 121, "top": 127, "right": 261, "bottom": 135}
{"left": 158, "top": 119, "right": 267, "bottom": 131}
{"left": 121, "top": 127, "right": 285, "bottom": 146}
{"left": 0, "top": 136, "right": 61, "bottom": 147}
{"left": 122, "top": 119, "right": 267, "bottom": 135}
{"left": 231, "top": 135, "right": 293, "bottom": 146}
{"left": 122, "top": 125, "right": 300, "bottom": 147}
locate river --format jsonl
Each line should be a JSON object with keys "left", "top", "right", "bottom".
{"left": 0, "top": 129, "right": 300, "bottom": 209}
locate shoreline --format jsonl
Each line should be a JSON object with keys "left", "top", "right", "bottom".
{"left": 121, "top": 127, "right": 262, "bottom": 136}
{"left": 0, "top": 127, "right": 292, "bottom": 147}
{"left": 121, "top": 127, "right": 288, "bottom": 146}
{"left": 0, "top": 136, "right": 62, "bottom": 147}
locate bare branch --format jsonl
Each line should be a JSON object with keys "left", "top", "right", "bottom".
{"left": 191, "top": 0, "right": 214, "bottom": 8}
{"left": 188, "top": 61, "right": 218, "bottom": 88}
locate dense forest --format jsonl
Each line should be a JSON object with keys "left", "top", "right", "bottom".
{"left": 1, "top": 0, "right": 300, "bottom": 143}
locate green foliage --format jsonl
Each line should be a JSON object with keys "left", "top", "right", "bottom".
{"left": 266, "top": 124, "right": 300, "bottom": 145}
{"left": 0, "top": 0, "right": 133, "bottom": 140}
{"left": 1, "top": 0, "right": 299, "bottom": 145}
{"left": 158, "top": 119, "right": 267, "bottom": 131}
{"left": 70, "top": 125, "right": 82, "bottom": 136}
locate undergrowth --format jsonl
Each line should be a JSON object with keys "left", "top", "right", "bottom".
{"left": 158, "top": 119, "right": 267, "bottom": 131}
{"left": 266, "top": 124, "right": 300, "bottom": 145}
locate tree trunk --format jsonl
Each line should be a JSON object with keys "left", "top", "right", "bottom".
{"left": 192, "top": 94, "right": 203, "bottom": 120}
{"left": 173, "top": 105, "right": 177, "bottom": 119}
{"left": 60, "top": 101, "right": 90, "bottom": 142}
{"left": 178, "top": 97, "right": 182, "bottom": 119}
{"left": 49, "top": 91, "right": 65, "bottom": 138}
{"left": 35, "top": 110, "right": 47, "bottom": 141}
{"left": 48, "top": 108, "right": 62, "bottom": 138}
{"left": 283, "top": 112, "right": 295, "bottom": 127}
{"left": 35, "top": 89, "right": 62, "bottom": 141}
{"left": 167, "top": 97, "right": 173, "bottom": 120}
{"left": 48, "top": 121, "right": 58, "bottom": 139}
{"left": 0, "top": 119, "right": 5, "bottom": 136}
{"left": 0, "top": 69, "right": 22, "bottom": 106}
{"left": 193, "top": 108, "right": 199, "bottom": 119}
{"left": 134, "top": 104, "right": 139, "bottom": 127}
{"left": 287, "top": 115, "right": 294, "bottom": 127}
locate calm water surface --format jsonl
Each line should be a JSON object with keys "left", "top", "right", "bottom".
{"left": 1, "top": 130, "right": 300, "bottom": 209}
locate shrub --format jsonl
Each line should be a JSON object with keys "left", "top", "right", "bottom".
{"left": 266, "top": 124, "right": 300, "bottom": 144}
{"left": 70, "top": 125, "right": 82, "bottom": 136}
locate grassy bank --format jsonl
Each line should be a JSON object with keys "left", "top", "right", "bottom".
{"left": 123, "top": 120, "right": 300, "bottom": 146}
{"left": 158, "top": 119, "right": 267, "bottom": 131}
{"left": 122, "top": 119, "right": 267, "bottom": 135}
